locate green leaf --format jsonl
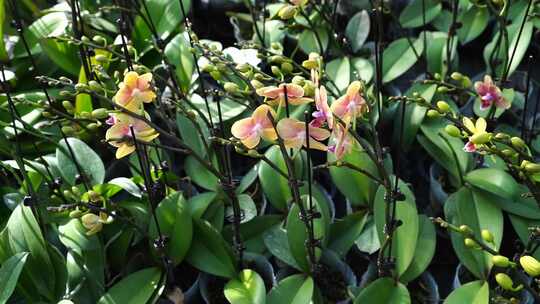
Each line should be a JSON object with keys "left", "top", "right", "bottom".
{"left": 226, "top": 194, "right": 257, "bottom": 223}
{"left": 176, "top": 108, "right": 210, "bottom": 158}
{"left": 132, "top": 0, "right": 192, "bottom": 51}
{"left": 393, "top": 83, "right": 437, "bottom": 150}
{"left": 224, "top": 269, "right": 266, "bottom": 304}
{"left": 192, "top": 94, "right": 248, "bottom": 123}
{"left": 263, "top": 225, "right": 301, "bottom": 270}
{"left": 328, "top": 144, "right": 379, "bottom": 206}
{"left": 0, "top": 0, "right": 7, "bottom": 61}
{"left": 382, "top": 37, "right": 424, "bottom": 83}
{"left": 457, "top": 6, "right": 489, "bottom": 44}
{"left": 6, "top": 204, "right": 55, "bottom": 300}
{"left": 298, "top": 28, "right": 329, "bottom": 54}
{"left": 224, "top": 215, "right": 283, "bottom": 254}
{"left": 258, "top": 146, "right": 305, "bottom": 211}
{"left": 355, "top": 216, "right": 380, "bottom": 254}
{"left": 444, "top": 187, "right": 502, "bottom": 279}
{"left": 399, "top": 215, "right": 436, "bottom": 283}
{"left": 345, "top": 10, "right": 370, "bottom": 52}
{"left": 267, "top": 274, "right": 314, "bottom": 304}
{"left": 351, "top": 57, "right": 374, "bottom": 83}
{"left": 326, "top": 57, "right": 351, "bottom": 94}
{"left": 186, "top": 219, "right": 237, "bottom": 278}
{"left": 328, "top": 211, "right": 368, "bottom": 257}
{"left": 465, "top": 168, "right": 519, "bottom": 200}
{"left": 56, "top": 137, "right": 105, "bottom": 186}
{"left": 399, "top": 0, "right": 442, "bottom": 28}
{"left": 165, "top": 33, "right": 195, "bottom": 93}
{"left": 471, "top": 186, "right": 540, "bottom": 220}
{"left": 97, "top": 267, "right": 162, "bottom": 304}
{"left": 425, "top": 31, "right": 451, "bottom": 75}
{"left": 354, "top": 278, "right": 410, "bottom": 304}
{"left": 374, "top": 179, "right": 419, "bottom": 277}
{"left": 185, "top": 155, "right": 219, "bottom": 190}
{"left": 0, "top": 252, "right": 29, "bottom": 304}
{"left": 149, "top": 192, "right": 192, "bottom": 265}
{"left": 286, "top": 195, "right": 328, "bottom": 272}
{"left": 443, "top": 280, "right": 489, "bottom": 304}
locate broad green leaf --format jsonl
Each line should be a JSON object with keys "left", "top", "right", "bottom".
{"left": 345, "top": 10, "right": 370, "bottom": 52}
{"left": 382, "top": 37, "right": 424, "bottom": 83}
{"left": 149, "top": 192, "right": 192, "bottom": 265}
{"left": 443, "top": 280, "right": 489, "bottom": 304}
{"left": 192, "top": 94, "right": 248, "bottom": 123}
{"left": 56, "top": 137, "right": 105, "bottom": 186}
{"left": 267, "top": 274, "right": 313, "bottom": 304}
{"left": 224, "top": 269, "right": 266, "bottom": 304}
{"left": 457, "top": 6, "right": 489, "bottom": 44}
{"left": 225, "top": 194, "right": 257, "bottom": 223}
{"left": 176, "top": 108, "right": 210, "bottom": 158}
{"left": 263, "top": 225, "right": 301, "bottom": 270}
{"left": 188, "top": 192, "right": 217, "bottom": 219}
{"left": 399, "top": 0, "right": 442, "bottom": 28}
{"left": 374, "top": 179, "right": 419, "bottom": 277}
{"left": 326, "top": 57, "right": 351, "bottom": 94}
{"left": 328, "top": 144, "right": 379, "bottom": 206}
{"left": 108, "top": 177, "right": 142, "bottom": 198}
{"left": 393, "top": 83, "right": 437, "bottom": 150}
{"left": 465, "top": 168, "right": 519, "bottom": 199}
{"left": 286, "top": 196, "right": 328, "bottom": 272}
{"left": 97, "top": 267, "right": 162, "bottom": 304}
{"left": 425, "top": 31, "right": 450, "bottom": 75}
{"left": 354, "top": 278, "right": 410, "bottom": 304}
{"left": 399, "top": 215, "right": 436, "bottom": 283}
{"left": 224, "top": 215, "right": 283, "bottom": 254}
{"left": 185, "top": 155, "right": 219, "bottom": 190}
{"left": 185, "top": 219, "right": 237, "bottom": 278}
{"left": 258, "top": 146, "right": 305, "bottom": 211}
{"left": 351, "top": 57, "right": 374, "bottom": 83}
{"left": 132, "top": 0, "right": 192, "bottom": 51}
{"left": 355, "top": 216, "right": 380, "bottom": 254}
{"left": 165, "top": 32, "right": 195, "bottom": 93}
{"left": 298, "top": 28, "right": 329, "bottom": 54}
{"left": 472, "top": 186, "right": 540, "bottom": 220}
{"left": 328, "top": 211, "right": 368, "bottom": 257}
{"left": 0, "top": 252, "right": 29, "bottom": 304}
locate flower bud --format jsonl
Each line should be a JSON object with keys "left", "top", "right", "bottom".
{"left": 433, "top": 73, "right": 441, "bottom": 80}
{"left": 60, "top": 90, "right": 73, "bottom": 97}
{"left": 303, "top": 81, "right": 315, "bottom": 97}
{"left": 62, "top": 100, "right": 74, "bottom": 111}
{"left": 71, "top": 186, "right": 80, "bottom": 196}
{"left": 92, "top": 35, "right": 107, "bottom": 46}
{"left": 495, "top": 273, "right": 522, "bottom": 291}
{"left": 492, "top": 255, "right": 510, "bottom": 267}
{"left": 525, "top": 162, "right": 540, "bottom": 173}
{"left": 510, "top": 137, "right": 526, "bottom": 150}
{"left": 80, "top": 111, "right": 92, "bottom": 119}
{"left": 81, "top": 36, "right": 90, "bottom": 43}
{"left": 445, "top": 125, "right": 461, "bottom": 137}
{"left": 269, "top": 55, "right": 284, "bottom": 64}
{"left": 281, "top": 62, "right": 293, "bottom": 74}
{"left": 61, "top": 126, "right": 75, "bottom": 135}
{"left": 91, "top": 108, "right": 108, "bottom": 119}
{"left": 302, "top": 59, "right": 318, "bottom": 70}
{"left": 437, "top": 86, "right": 449, "bottom": 93}
{"left": 271, "top": 42, "right": 282, "bottom": 50}
{"left": 271, "top": 66, "right": 282, "bottom": 77}
{"left": 459, "top": 225, "right": 473, "bottom": 235}
{"left": 464, "top": 238, "right": 478, "bottom": 248}
{"left": 87, "top": 123, "right": 100, "bottom": 130}
{"left": 88, "top": 80, "right": 102, "bottom": 91}
{"left": 450, "top": 72, "right": 463, "bottom": 81}
{"left": 250, "top": 79, "right": 264, "bottom": 89}
{"left": 426, "top": 109, "right": 440, "bottom": 118}
{"left": 210, "top": 70, "right": 222, "bottom": 80}
{"left": 436, "top": 101, "right": 450, "bottom": 113}
{"left": 502, "top": 149, "right": 516, "bottom": 157}
{"left": 69, "top": 210, "right": 82, "bottom": 218}
{"left": 236, "top": 63, "right": 251, "bottom": 73}
{"left": 470, "top": 132, "right": 491, "bottom": 145}
{"left": 481, "top": 229, "right": 494, "bottom": 243}
{"left": 494, "top": 132, "right": 509, "bottom": 140}
{"left": 224, "top": 82, "right": 239, "bottom": 94}
{"left": 278, "top": 5, "right": 297, "bottom": 19}
{"left": 292, "top": 76, "right": 305, "bottom": 86}
{"left": 520, "top": 255, "right": 540, "bottom": 277}
{"left": 202, "top": 63, "right": 215, "bottom": 73}
{"left": 74, "top": 83, "right": 88, "bottom": 91}
{"left": 95, "top": 54, "right": 108, "bottom": 63}
{"left": 461, "top": 76, "right": 472, "bottom": 88}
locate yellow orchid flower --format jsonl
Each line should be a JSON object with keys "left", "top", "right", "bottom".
{"left": 276, "top": 118, "right": 330, "bottom": 151}
{"left": 105, "top": 112, "right": 159, "bottom": 159}
{"left": 113, "top": 71, "right": 156, "bottom": 112}
{"left": 256, "top": 83, "right": 313, "bottom": 107}
{"left": 462, "top": 117, "right": 491, "bottom": 152}
{"left": 231, "top": 104, "right": 277, "bottom": 149}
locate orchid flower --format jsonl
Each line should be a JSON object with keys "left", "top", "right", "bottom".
{"left": 231, "top": 105, "right": 277, "bottom": 149}
{"left": 330, "top": 81, "right": 367, "bottom": 125}
{"left": 276, "top": 118, "right": 330, "bottom": 151}
{"left": 105, "top": 113, "right": 159, "bottom": 159}
{"left": 474, "top": 75, "right": 509, "bottom": 110}
{"left": 463, "top": 117, "right": 491, "bottom": 153}
{"left": 113, "top": 71, "right": 156, "bottom": 112}
{"left": 256, "top": 83, "right": 313, "bottom": 107}
{"left": 311, "top": 86, "right": 333, "bottom": 129}
{"left": 81, "top": 212, "right": 112, "bottom": 236}
{"left": 328, "top": 124, "right": 356, "bottom": 159}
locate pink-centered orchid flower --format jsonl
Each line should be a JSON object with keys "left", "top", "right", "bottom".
{"left": 328, "top": 124, "right": 355, "bottom": 159}
{"left": 277, "top": 118, "right": 330, "bottom": 151}
{"left": 105, "top": 113, "right": 159, "bottom": 159}
{"left": 462, "top": 117, "right": 491, "bottom": 153}
{"left": 311, "top": 86, "right": 333, "bottom": 129}
{"left": 330, "top": 81, "right": 367, "bottom": 125}
{"left": 256, "top": 83, "right": 313, "bottom": 107}
{"left": 231, "top": 105, "right": 277, "bottom": 149}
{"left": 474, "top": 75, "right": 509, "bottom": 110}
{"left": 113, "top": 71, "right": 156, "bottom": 112}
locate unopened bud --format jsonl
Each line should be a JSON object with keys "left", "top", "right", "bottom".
{"left": 210, "top": 70, "right": 222, "bottom": 80}
{"left": 269, "top": 55, "right": 284, "bottom": 64}
{"left": 470, "top": 132, "right": 491, "bottom": 145}
{"left": 510, "top": 137, "right": 526, "bottom": 149}
{"left": 520, "top": 255, "right": 540, "bottom": 277}
{"left": 271, "top": 66, "right": 282, "bottom": 77}
{"left": 481, "top": 229, "right": 494, "bottom": 243}
{"left": 278, "top": 5, "right": 297, "bottom": 19}
{"left": 445, "top": 125, "right": 461, "bottom": 137}
{"left": 426, "top": 109, "right": 441, "bottom": 118}
{"left": 464, "top": 238, "right": 478, "bottom": 248}
{"left": 525, "top": 162, "right": 540, "bottom": 173}
{"left": 495, "top": 273, "right": 522, "bottom": 291}
{"left": 250, "top": 79, "right": 264, "bottom": 89}
{"left": 69, "top": 210, "right": 83, "bottom": 218}
{"left": 75, "top": 83, "right": 88, "bottom": 91}
{"left": 91, "top": 108, "right": 108, "bottom": 119}
{"left": 224, "top": 82, "right": 239, "bottom": 94}
{"left": 292, "top": 76, "right": 305, "bottom": 86}
{"left": 281, "top": 62, "right": 293, "bottom": 74}
{"left": 437, "top": 86, "right": 449, "bottom": 93}
{"left": 61, "top": 126, "right": 75, "bottom": 135}
{"left": 450, "top": 72, "right": 463, "bottom": 81}
{"left": 492, "top": 255, "right": 511, "bottom": 267}
{"left": 459, "top": 225, "right": 473, "bottom": 235}
{"left": 302, "top": 59, "right": 318, "bottom": 70}
{"left": 436, "top": 101, "right": 450, "bottom": 113}
{"left": 62, "top": 100, "right": 74, "bottom": 110}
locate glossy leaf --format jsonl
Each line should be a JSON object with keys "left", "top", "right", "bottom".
{"left": 328, "top": 211, "right": 368, "bottom": 257}
{"left": 399, "top": 215, "right": 436, "bottom": 283}
{"left": 263, "top": 225, "right": 301, "bottom": 270}
{"left": 267, "top": 274, "right": 314, "bottom": 304}
{"left": 224, "top": 269, "right": 266, "bottom": 304}
{"left": 443, "top": 280, "right": 489, "bottom": 304}
{"left": 457, "top": 6, "right": 489, "bottom": 44}
{"left": 165, "top": 32, "right": 195, "bottom": 93}
{"left": 345, "top": 10, "right": 370, "bottom": 52}
{"left": 56, "top": 137, "right": 105, "bottom": 186}
{"left": 374, "top": 179, "right": 419, "bottom": 277}
{"left": 382, "top": 37, "right": 424, "bottom": 83}
{"left": 0, "top": 252, "right": 29, "bottom": 304}
{"left": 465, "top": 168, "right": 519, "bottom": 200}
{"left": 298, "top": 28, "right": 329, "bottom": 54}
{"left": 354, "top": 278, "right": 410, "bottom": 304}
{"left": 399, "top": 0, "right": 442, "bottom": 28}
{"left": 97, "top": 267, "right": 162, "bottom": 304}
